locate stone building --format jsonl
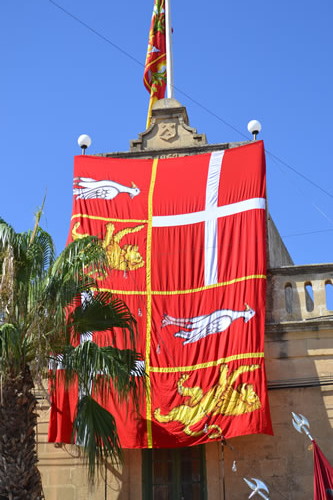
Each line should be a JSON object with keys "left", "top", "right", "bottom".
{"left": 36, "top": 99, "right": 333, "bottom": 499}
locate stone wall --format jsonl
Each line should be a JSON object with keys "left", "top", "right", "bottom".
{"left": 37, "top": 396, "right": 142, "bottom": 500}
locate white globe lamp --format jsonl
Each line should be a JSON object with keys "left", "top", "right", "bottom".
{"left": 78, "top": 134, "right": 92, "bottom": 154}
{"left": 247, "top": 120, "right": 262, "bottom": 141}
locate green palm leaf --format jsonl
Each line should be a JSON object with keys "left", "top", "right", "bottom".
{"left": 70, "top": 291, "right": 136, "bottom": 335}
{"left": 73, "top": 395, "right": 121, "bottom": 482}
{"left": 60, "top": 341, "right": 143, "bottom": 397}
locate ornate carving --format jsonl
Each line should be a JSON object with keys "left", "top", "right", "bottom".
{"left": 158, "top": 122, "right": 178, "bottom": 142}
{"left": 130, "top": 98, "right": 207, "bottom": 152}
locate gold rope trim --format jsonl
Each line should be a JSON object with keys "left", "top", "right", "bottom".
{"left": 145, "top": 158, "right": 158, "bottom": 448}
{"left": 95, "top": 274, "right": 266, "bottom": 296}
{"left": 150, "top": 352, "right": 265, "bottom": 373}
{"left": 153, "top": 274, "right": 266, "bottom": 295}
{"left": 71, "top": 213, "right": 148, "bottom": 224}
{"left": 93, "top": 288, "right": 147, "bottom": 295}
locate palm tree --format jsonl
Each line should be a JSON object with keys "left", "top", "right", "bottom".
{"left": 0, "top": 210, "right": 142, "bottom": 499}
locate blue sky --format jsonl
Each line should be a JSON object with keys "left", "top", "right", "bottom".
{"left": 1, "top": 0, "right": 333, "bottom": 265}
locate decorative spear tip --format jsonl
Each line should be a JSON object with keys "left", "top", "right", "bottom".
{"left": 243, "top": 477, "right": 270, "bottom": 499}
{"left": 291, "top": 412, "right": 314, "bottom": 441}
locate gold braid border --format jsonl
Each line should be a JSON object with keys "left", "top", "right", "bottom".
{"left": 145, "top": 158, "right": 159, "bottom": 448}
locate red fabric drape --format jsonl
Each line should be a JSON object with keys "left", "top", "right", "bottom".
{"left": 48, "top": 142, "right": 273, "bottom": 448}
{"left": 313, "top": 440, "right": 333, "bottom": 499}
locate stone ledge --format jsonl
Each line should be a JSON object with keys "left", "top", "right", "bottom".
{"left": 97, "top": 140, "right": 248, "bottom": 159}
{"left": 266, "top": 319, "right": 333, "bottom": 334}
{"left": 269, "top": 263, "right": 333, "bottom": 276}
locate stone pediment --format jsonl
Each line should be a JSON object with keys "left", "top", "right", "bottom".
{"left": 130, "top": 98, "right": 207, "bottom": 152}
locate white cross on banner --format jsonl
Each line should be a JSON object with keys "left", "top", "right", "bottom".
{"left": 152, "top": 150, "right": 266, "bottom": 286}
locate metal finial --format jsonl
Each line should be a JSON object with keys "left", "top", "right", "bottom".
{"left": 291, "top": 412, "right": 314, "bottom": 441}
{"left": 243, "top": 478, "right": 270, "bottom": 499}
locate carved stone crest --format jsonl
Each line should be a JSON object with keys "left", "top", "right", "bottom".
{"left": 130, "top": 98, "right": 207, "bottom": 152}
{"left": 158, "top": 122, "right": 178, "bottom": 142}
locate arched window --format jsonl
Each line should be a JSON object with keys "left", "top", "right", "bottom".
{"left": 285, "top": 283, "right": 293, "bottom": 314}
{"left": 304, "top": 282, "right": 314, "bottom": 312}
{"left": 325, "top": 281, "right": 333, "bottom": 311}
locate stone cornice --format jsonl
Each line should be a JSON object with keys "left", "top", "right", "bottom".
{"left": 268, "top": 263, "right": 333, "bottom": 276}
{"left": 96, "top": 141, "right": 249, "bottom": 160}
{"left": 266, "top": 318, "right": 333, "bottom": 334}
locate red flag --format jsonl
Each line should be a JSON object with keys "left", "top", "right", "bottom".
{"left": 48, "top": 142, "right": 273, "bottom": 448}
{"left": 143, "top": 0, "right": 166, "bottom": 127}
{"left": 313, "top": 440, "right": 333, "bottom": 499}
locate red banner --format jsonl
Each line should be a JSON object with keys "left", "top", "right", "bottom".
{"left": 48, "top": 141, "right": 273, "bottom": 448}
{"left": 143, "top": 0, "right": 166, "bottom": 127}
{"left": 313, "top": 440, "right": 333, "bottom": 499}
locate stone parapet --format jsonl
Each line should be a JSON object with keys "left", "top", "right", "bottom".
{"left": 267, "top": 263, "right": 333, "bottom": 324}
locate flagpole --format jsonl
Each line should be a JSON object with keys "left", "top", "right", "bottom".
{"left": 165, "top": 0, "right": 174, "bottom": 98}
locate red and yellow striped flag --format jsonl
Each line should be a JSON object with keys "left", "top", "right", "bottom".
{"left": 143, "top": 0, "right": 167, "bottom": 128}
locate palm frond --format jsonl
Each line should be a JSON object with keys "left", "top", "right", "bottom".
{"left": 0, "top": 323, "right": 23, "bottom": 372}
{"left": 27, "top": 227, "right": 55, "bottom": 274}
{"left": 51, "top": 237, "right": 108, "bottom": 283}
{"left": 6, "top": 232, "right": 34, "bottom": 291}
{"left": 42, "top": 274, "right": 96, "bottom": 314}
{"left": 0, "top": 218, "right": 16, "bottom": 248}
{"left": 73, "top": 395, "right": 121, "bottom": 483}
{"left": 70, "top": 292, "right": 136, "bottom": 336}
{"left": 29, "top": 197, "right": 46, "bottom": 245}
{"left": 61, "top": 341, "right": 143, "bottom": 398}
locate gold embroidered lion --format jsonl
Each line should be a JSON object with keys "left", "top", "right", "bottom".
{"left": 72, "top": 221, "right": 145, "bottom": 272}
{"left": 154, "top": 364, "right": 261, "bottom": 439}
